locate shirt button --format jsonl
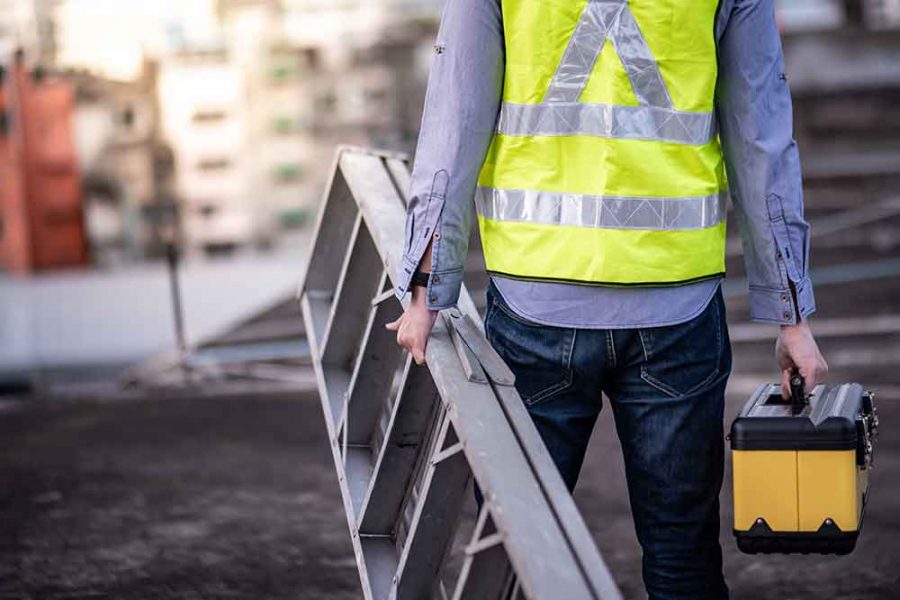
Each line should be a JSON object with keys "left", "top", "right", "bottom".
{"left": 432, "top": 275, "right": 441, "bottom": 284}
{"left": 433, "top": 232, "right": 441, "bottom": 240}
{"left": 781, "top": 293, "right": 789, "bottom": 302}
{"left": 430, "top": 295, "right": 437, "bottom": 303}
{"left": 776, "top": 251, "right": 783, "bottom": 260}
{"left": 783, "top": 309, "right": 792, "bottom": 320}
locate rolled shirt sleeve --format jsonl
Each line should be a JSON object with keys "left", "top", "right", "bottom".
{"left": 394, "top": 0, "right": 504, "bottom": 310}
{"left": 716, "top": 0, "right": 817, "bottom": 324}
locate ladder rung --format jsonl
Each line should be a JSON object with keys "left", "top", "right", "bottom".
{"left": 452, "top": 511, "right": 512, "bottom": 600}
{"left": 338, "top": 151, "right": 409, "bottom": 280}
{"left": 303, "top": 166, "right": 358, "bottom": 301}
{"left": 343, "top": 286, "right": 405, "bottom": 445}
{"left": 320, "top": 215, "right": 384, "bottom": 365}
{"left": 318, "top": 224, "right": 388, "bottom": 429}
{"left": 357, "top": 358, "right": 440, "bottom": 535}
{"left": 302, "top": 289, "right": 333, "bottom": 350}
{"left": 372, "top": 287, "right": 397, "bottom": 306}
{"left": 395, "top": 392, "right": 447, "bottom": 549}
{"left": 345, "top": 444, "right": 376, "bottom": 518}
{"left": 360, "top": 535, "right": 399, "bottom": 600}
{"left": 299, "top": 292, "right": 341, "bottom": 437}
{"left": 465, "top": 532, "right": 504, "bottom": 556}
{"left": 392, "top": 418, "right": 471, "bottom": 600}
{"left": 384, "top": 157, "right": 411, "bottom": 208}
{"left": 432, "top": 441, "right": 464, "bottom": 465}
{"left": 322, "top": 366, "right": 351, "bottom": 426}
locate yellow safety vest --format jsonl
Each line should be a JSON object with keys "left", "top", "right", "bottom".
{"left": 477, "top": 0, "right": 728, "bottom": 286}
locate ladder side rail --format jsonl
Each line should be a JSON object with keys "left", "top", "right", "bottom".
{"left": 300, "top": 286, "right": 387, "bottom": 600}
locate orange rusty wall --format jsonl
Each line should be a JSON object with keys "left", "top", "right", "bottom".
{"left": 17, "top": 66, "right": 88, "bottom": 270}
{"left": 0, "top": 71, "right": 32, "bottom": 275}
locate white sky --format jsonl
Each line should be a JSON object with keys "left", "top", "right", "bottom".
{"left": 54, "top": 0, "right": 221, "bottom": 80}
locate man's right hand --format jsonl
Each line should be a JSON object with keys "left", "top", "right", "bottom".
{"left": 775, "top": 318, "right": 828, "bottom": 398}
{"left": 386, "top": 285, "right": 439, "bottom": 365}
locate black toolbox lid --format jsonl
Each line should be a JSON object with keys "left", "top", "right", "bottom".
{"left": 731, "top": 383, "right": 866, "bottom": 451}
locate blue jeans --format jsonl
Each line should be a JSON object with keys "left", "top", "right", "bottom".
{"left": 484, "top": 281, "right": 731, "bottom": 600}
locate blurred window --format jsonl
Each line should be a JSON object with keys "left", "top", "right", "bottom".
{"left": 364, "top": 88, "right": 387, "bottom": 102}
{"left": 269, "top": 63, "right": 298, "bottom": 84}
{"left": 302, "top": 48, "right": 320, "bottom": 71}
{"left": 273, "top": 163, "right": 303, "bottom": 183}
{"left": 120, "top": 106, "right": 135, "bottom": 128}
{"left": 192, "top": 110, "right": 227, "bottom": 124}
{"left": 315, "top": 90, "right": 337, "bottom": 114}
{"left": 197, "top": 158, "right": 231, "bottom": 171}
{"left": 272, "top": 116, "right": 298, "bottom": 134}
{"left": 278, "top": 207, "right": 310, "bottom": 229}
{"left": 352, "top": 47, "right": 385, "bottom": 67}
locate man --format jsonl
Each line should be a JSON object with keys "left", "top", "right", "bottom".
{"left": 387, "top": 0, "right": 828, "bottom": 597}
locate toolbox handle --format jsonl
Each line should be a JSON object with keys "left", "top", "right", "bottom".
{"left": 790, "top": 369, "right": 807, "bottom": 415}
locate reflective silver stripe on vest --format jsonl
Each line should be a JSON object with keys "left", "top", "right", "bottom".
{"left": 544, "top": 0, "right": 672, "bottom": 108}
{"left": 476, "top": 187, "right": 728, "bottom": 231}
{"left": 612, "top": 4, "right": 673, "bottom": 109}
{"left": 517, "top": 0, "right": 715, "bottom": 145}
{"left": 497, "top": 102, "right": 716, "bottom": 145}
{"left": 543, "top": 1, "right": 624, "bottom": 103}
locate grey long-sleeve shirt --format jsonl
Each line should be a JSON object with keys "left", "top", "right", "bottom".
{"left": 395, "top": 0, "right": 816, "bottom": 327}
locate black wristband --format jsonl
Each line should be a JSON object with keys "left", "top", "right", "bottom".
{"left": 411, "top": 270, "right": 431, "bottom": 288}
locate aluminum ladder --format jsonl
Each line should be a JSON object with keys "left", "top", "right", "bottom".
{"left": 298, "top": 146, "right": 623, "bottom": 600}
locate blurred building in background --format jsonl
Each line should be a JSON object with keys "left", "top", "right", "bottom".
{"left": 0, "top": 0, "right": 441, "bottom": 262}
{"left": 2, "top": 0, "right": 900, "bottom": 271}
{"left": 72, "top": 61, "right": 177, "bottom": 265}
{"left": 158, "top": 47, "right": 255, "bottom": 256}
{"left": 218, "top": 0, "right": 440, "bottom": 251}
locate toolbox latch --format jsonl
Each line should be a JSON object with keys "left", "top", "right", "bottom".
{"left": 856, "top": 392, "right": 877, "bottom": 469}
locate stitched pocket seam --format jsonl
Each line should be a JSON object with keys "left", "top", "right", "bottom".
{"left": 526, "top": 326, "right": 576, "bottom": 407}
{"left": 490, "top": 294, "right": 576, "bottom": 407}
{"left": 524, "top": 371, "right": 574, "bottom": 407}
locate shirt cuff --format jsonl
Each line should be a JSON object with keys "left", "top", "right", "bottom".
{"left": 394, "top": 254, "right": 419, "bottom": 301}
{"left": 394, "top": 254, "right": 464, "bottom": 311}
{"left": 424, "top": 268, "right": 464, "bottom": 310}
{"left": 748, "top": 275, "right": 816, "bottom": 325}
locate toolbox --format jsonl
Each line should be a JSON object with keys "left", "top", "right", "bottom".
{"left": 730, "top": 376, "right": 878, "bottom": 555}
